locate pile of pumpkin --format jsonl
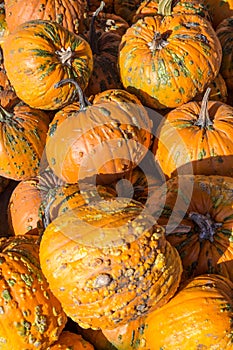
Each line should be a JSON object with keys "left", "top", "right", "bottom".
{"left": 1, "top": 0, "right": 233, "bottom": 348}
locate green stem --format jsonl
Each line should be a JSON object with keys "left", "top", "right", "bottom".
{"left": 194, "top": 87, "right": 213, "bottom": 129}
{"left": 158, "top": 0, "right": 173, "bottom": 15}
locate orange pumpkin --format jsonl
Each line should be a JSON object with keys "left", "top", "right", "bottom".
{"left": 39, "top": 198, "right": 182, "bottom": 330}
{"left": 0, "top": 102, "right": 50, "bottom": 181}
{"left": 46, "top": 79, "right": 152, "bottom": 183}
{"left": 119, "top": 13, "right": 222, "bottom": 109}
{"left": 2, "top": 19, "right": 93, "bottom": 110}
{"left": 153, "top": 88, "right": 233, "bottom": 178}
{"left": 103, "top": 274, "right": 233, "bottom": 349}
{"left": 0, "top": 234, "right": 67, "bottom": 349}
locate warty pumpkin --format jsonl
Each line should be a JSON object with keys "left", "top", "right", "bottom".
{"left": 2, "top": 19, "right": 93, "bottom": 110}
{"left": 45, "top": 79, "right": 152, "bottom": 183}
{"left": 142, "top": 174, "right": 233, "bottom": 282}
{"left": 119, "top": 12, "right": 222, "bottom": 109}
{"left": 194, "top": 72, "right": 228, "bottom": 102}
{"left": 4, "top": 0, "right": 88, "bottom": 34}
{"left": 39, "top": 198, "right": 182, "bottom": 330}
{"left": 153, "top": 88, "right": 233, "bottom": 178}
{"left": 0, "top": 101, "right": 50, "bottom": 181}
{"left": 0, "top": 234, "right": 67, "bottom": 349}
{"left": 103, "top": 274, "right": 233, "bottom": 349}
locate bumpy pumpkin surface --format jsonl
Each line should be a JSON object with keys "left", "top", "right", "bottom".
{"left": 46, "top": 85, "right": 152, "bottom": 183}
{"left": 39, "top": 198, "right": 182, "bottom": 330}
{"left": 143, "top": 174, "right": 233, "bottom": 282}
{"left": 47, "top": 331, "right": 94, "bottom": 349}
{"left": 4, "top": 0, "right": 88, "bottom": 34}
{"left": 153, "top": 89, "right": 233, "bottom": 177}
{"left": 119, "top": 14, "right": 222, "bottom": 109}
{"left": 0, "top": 102, "right": 50, "bottom": 180}
{"left": 0, "top": 235, "right": 67, "bottom": 349}
{"left": 2, "top": 19, "right": 93, "bottom": 110}
{"left": 103, "top": 274, "right": 233, "bottom": 349}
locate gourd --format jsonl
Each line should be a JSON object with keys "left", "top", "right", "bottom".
{"left": 119, "top": 4, "right": 222, "bottom": 109}
{"left": 39, "top": 198, "right": 182, "bottom": 330}
{"left": 2, "top": 19, "right": 93, "bottom": 110}
{"left": 0, "top": 234, "right": 67, "bottom": 349}
{"left": 45, "top": 79, "right": 152, "bottom": 183}
{"left": 153, "top": 88, "right": 233, "bottom": 178}
{"left": 103, "top": 274, "right": 233, "bottom": 349}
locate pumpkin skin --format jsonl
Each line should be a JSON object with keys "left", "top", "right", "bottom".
{"left": 8, "top": 178, "right": 42, "bottom": 236}
{"left": 0, "top": 234, "right": 67, "bottom": 349}
{"left": 153, "top": 90, "right": 233, "bottom": 178}
{"left": 142, "top": 174, "right": 233, "bottom": 282}
{"left": 46, "top": 87, "right": 152, "bottom": 183}
{"left": 216, "top": 17, "right": 233, "bottom": 91}
{"left": 4, "top": 0, "right": 88, "bottom": 34}
{"left": 103, "top": 274, "right": 233, "bottom": 349}
{"left": 47, "top": 331, "right": 94, "bottom": 350}
{"left": 2, "top": 19, "right": 93, "bottom": 110}
{"left": 0, "top": 102, "right": 50, "bottom": 181}
{"left": 39, "top": 198, "right": 182, "bottom": 330}
{"left": 119, "top": 14, "right": 222, "bottom": 109}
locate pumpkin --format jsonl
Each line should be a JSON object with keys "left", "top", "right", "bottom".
{"left": 133, "top": 0, "right": 211, "bottom": 23}
{"left": 4, "top": 0, "right": 88, "bottom": 34}
{"left": 2, "top": 19, "right": 93, "bottom": 110}
{"left": 47, "top": 331, "right": 94, "bottom": 350}
{"left": 153, "top": 88, "right": 233, "bottom": 178}
{"left": 119, "top": 12, "right": 222, "bottom": 109}
{"left": 216, "top": 17, "right": 233, "bottom": 91}
{"left": 8, "top": 178, "right": 42, "bottom": 236}
{"left": 203, "top": 0, "right": 233, "bottom": 28}
{"left": 39, "top": 198, "right": 182, "bottom": 330}
{"left": 0, "top": 234, "right": 67, "bottom": 349}
{"left": 0, "top": 101, "right": 50, "bottom": 181}
{"left": 45, "top": 79, "right": 152, "bottom": 183}
{"left": 194, "top": 72, "right": 228, "bottom": 102}
{"left": 141, "top": 174, "right": 233, "bottom": 282}
{"left": 84, "top": 3, "right": 125, "bottom": 96}
{"left": 103, "top": 274, "right": 233, "bottom": 349}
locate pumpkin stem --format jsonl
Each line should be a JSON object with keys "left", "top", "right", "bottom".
{"left": 189, "top": 212, "right": 222, "bottom": 242}
{"left": 89, "top": 1, "right": 105, "bottom": 54}
{"left": 0, "top": 104, "right": 13, "bottom": 120}
{"left": 55, "top": 46, "right": 74, "bottom": 67}
{"left": 158, "top": 0, "right": 173, "bottom": 15}
{"left": 194, "top": 87, "right": 213, "bottom": 129}
{"left": 148, "top": 31, "right": 169, "bottom": 52}
{"left": 54, "top": 78, "right": 91, "bottom": 110}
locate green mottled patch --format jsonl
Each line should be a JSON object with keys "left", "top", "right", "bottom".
{"left": 2, "top": 289, "right": 11, "bottom": 301}
{"left": 198, "top": 148, "right": 206, "bottom": 160}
